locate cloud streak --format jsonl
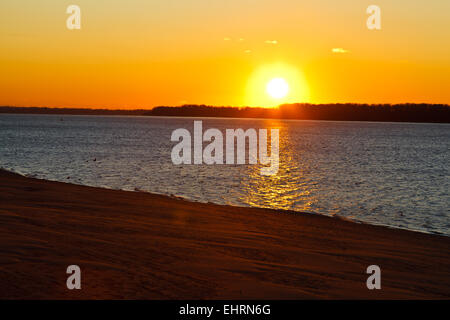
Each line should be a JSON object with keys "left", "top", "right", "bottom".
{"left": 331, "top": 48, "right": 349, "bottom": 53}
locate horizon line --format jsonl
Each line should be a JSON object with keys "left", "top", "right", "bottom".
{"left": 2, "top": 102, "right": 450, "bottom": 112}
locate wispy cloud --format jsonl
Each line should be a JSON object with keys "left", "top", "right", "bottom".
{"left": 223, "top": 37, "right": 231, "bottom": 41}
{"left": 331, "top": 48, "right": 349, "bottom": 53}
{"left": 265, "top": 40, "right": 278, "bottom": 45}
{"left": 244, "top": 50, "right": 252, "bottom": 54}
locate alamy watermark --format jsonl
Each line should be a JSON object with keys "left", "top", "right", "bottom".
{"left": 366, "top": 265, "right": 381, "bottom": 290}
{"left": 367, "top": 5, "right": 381, "bottom": 30}
{"left": 171, "top": 121, "right": 279, "bottom": 176}
{"left": 66, "top": 5, "right": 81, "bottom": 30}
{"left": 66, "top": 265, "right": 81, "bottom": 290}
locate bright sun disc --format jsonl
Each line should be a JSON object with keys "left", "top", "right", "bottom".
{"left": 267, "top": 78, "right": 289, "bottom": 99}
{"left": 246, "top": 63, "right": 309, "bottom": 107}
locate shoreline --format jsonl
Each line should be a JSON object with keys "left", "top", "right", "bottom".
{"left": 1, "top": 167, "right": 446, "bottom": 238}
{"left": 0, "top": 169, "right": 449, "bottom": 299}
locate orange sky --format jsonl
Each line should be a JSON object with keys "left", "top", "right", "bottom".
{"left": 1, "top": 0, "right": 449, "bottom": 109}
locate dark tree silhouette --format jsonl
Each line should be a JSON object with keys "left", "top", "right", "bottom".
{"left": 1, "top": 104, "right": 449, "bottom": 123}
{"left": 147, "top": 103, "right": 450, "bottom": 123}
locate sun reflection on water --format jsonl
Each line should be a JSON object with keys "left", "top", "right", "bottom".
{"left": 239, "top": 120, "right": 317, "bottom": 212}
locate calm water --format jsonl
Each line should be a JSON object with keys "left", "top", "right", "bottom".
{"left": 0, "top": 114, "right": 449, "bottom": 235}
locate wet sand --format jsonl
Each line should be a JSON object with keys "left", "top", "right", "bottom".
{"left": 0, "top": 169, "right": 449, "bottom": 299}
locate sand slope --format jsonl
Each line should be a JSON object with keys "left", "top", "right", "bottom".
{"left": 0, "top": 169, "right": 449, "bottom": 299}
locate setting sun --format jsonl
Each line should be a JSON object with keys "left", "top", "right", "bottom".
{"left": 246, "top": 63, "right": 309, "bottom": 108}
{"left": 267, "top": 78, "right": 289, "bottom": 99}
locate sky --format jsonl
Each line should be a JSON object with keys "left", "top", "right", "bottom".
{"left": 1, "top": 0, "right": 449, "bottom": 109}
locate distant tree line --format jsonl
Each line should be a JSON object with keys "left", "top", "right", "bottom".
{"left": 0, "top": 107, "right": 146, "bottom": 116}
{"left": 147, "top": 103, "right": 450, "bottom": 123}
{"left": 1, "top": 104, "right": 449, "bottom": 123}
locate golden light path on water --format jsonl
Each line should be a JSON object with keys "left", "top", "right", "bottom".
{"left": 239, "top": 119, "right": 316, "bottom": 213}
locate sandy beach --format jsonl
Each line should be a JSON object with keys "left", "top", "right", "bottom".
{"left": 0, "top": 169, "right": 449, "bottom": 299}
